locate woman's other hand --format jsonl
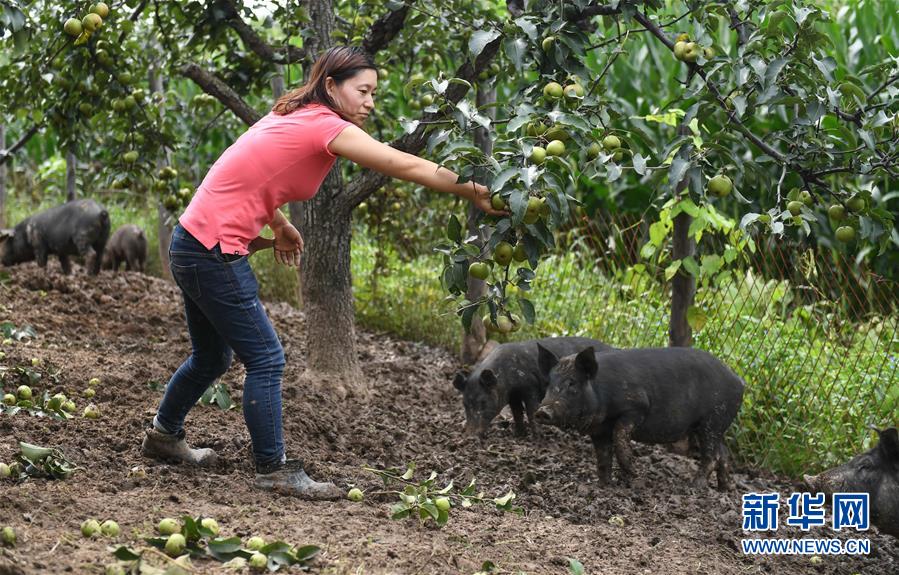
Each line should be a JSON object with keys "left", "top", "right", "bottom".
{"left": 273, "top": 223, "right": 304, "bottom": 267}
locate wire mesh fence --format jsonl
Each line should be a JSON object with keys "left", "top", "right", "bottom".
{"left": 351, "top": 210, "right": 899, "bottom": 477}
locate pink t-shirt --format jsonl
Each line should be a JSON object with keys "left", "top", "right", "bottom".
{"left": 180, "top": 103, "right": 352, "bottom": 255}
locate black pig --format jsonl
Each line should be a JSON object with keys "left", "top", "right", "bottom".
{"left": 453, "top": 337, "right": 613, "bottom": 438}
{"left": 102, "top": 224, "right": 147, "bottom": 273}
{"left": 536, "top": 346, "right": 744, "bottom": 490}
{"left": 804, "top": 427, "right": 898, "bottom": 538}
{"left": 0, "top": 199, "right": 110, "bottom": 275}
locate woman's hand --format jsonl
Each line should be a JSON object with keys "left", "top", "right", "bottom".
{"left": 470, "top": 182, "right": 507, "bottom": 216}
{"left": 273, "top": 223, "right": 304, "bottom": 267}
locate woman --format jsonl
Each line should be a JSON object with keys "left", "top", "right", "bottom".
{"left": 140, "top": 46, "right": 503, "bottom": 499}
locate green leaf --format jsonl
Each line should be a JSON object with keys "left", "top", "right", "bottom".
{"left": 568, "top": 558, "right": 585, "bottom": 575}
{"left": 292, "top": 545, "right": 320, "bottom": 563}
{"left": 19, "top": 442, "right": 53, "bottom": 462}
{"left": 492, "top": 167, "right": 518, "bottom": 192}
{"left": 686, "top": 306, "right": 708, "bottom": 331}
{"left": 606, "top": 163, "right": 622, "bottom": 182}
{"left": 764, "top": 57, "right": 788, "bottom": 87}
{"left": 509, "top": 189, "right": 528, "bottom": 227}
{"left": 664, "top": 260, "right": 682, "bottom": 281}
{"left": 493, "top": 490, "right": 515, "bottom": 506}
{"left": 518, "top": 298, "right": 535, "bottom": 324}
{"left": 632, "top": 153, "right": 647, "bottom": 175}
{"left": 144, "top": 536, "right": 169, "bottom": 550}
{"left": 635, "top": 109, "right": 684, "bottom": 127}
{"left": 700, "top": 254, "right": 723, "bottom": 277}
{"left": 681, "top": 256, "right": 700, "bottom": 277}
{"left": 214, "top": 386, "right": 232, "bottom": 411}
{"left": 740, "top": 213, "right": 761, "bottom": 229}
{"left": 390, "top": 503, "right": 412, "bottom": 520}
{"left": 858, "top": 129, "right": 875, "bottom": 151}
{"left": 461, "top": 303, "right": 480, "bottom": 333}
{"left": 73, "top": 31, "right": 90, "bottom": 46}
{"left": 469, "top": 30, "right": 501, "bottom": 58}
{"left": 447, "top": 215, "right": 462, "bottom": 243}
{"left": 260, "top": 541, "right": 293, "bottom": 556}
{"left": 181, "top": 516, "right": 201, "bottom": 542}
{"left": 504, "top": 37, "right": 527, "bottom": 72}
{"left": 688, "top": 214, "right": 708, "bottom": 239}
{"left": 207, "top": 537, "right": 243, "bottom": 554}
{"left": 648, "top": 221, "right": 668, "bottom": 247}
{"left": 672, "top": 198, "right": 700, "bottom": 218}
{"left": 112, "top": 546, "right": 142, "bottom": 561}
{"left": 420, "top": 502, "right": 439, "bottom": 521}
{"left": 207, "top": 537, "right": 249, "bottom": 562}
{"left": 513, "top": 17, "right": 537, "bottom": 40}
{"left": 668, "top": 157, "right": 690, "bottom": 190}
{"left": 554, "top": 113, "right": 591, "bottom": 132}
{"left": 793, "top": 5, "right": 817, "bottom": 25}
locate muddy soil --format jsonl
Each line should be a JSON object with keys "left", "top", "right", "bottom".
{"left": 0, "top": 263, "right": 896, "bottom": 574}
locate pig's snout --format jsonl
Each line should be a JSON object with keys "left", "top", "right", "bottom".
{"left": 534, "top": 406, "right": 554, "bottom": 424}
{"left": 803, "top": 474, "right": 819, "bottom": 491}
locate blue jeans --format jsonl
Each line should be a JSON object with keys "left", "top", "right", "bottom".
{"left": 154, "top": 224, "right": 285, "bottom": 467}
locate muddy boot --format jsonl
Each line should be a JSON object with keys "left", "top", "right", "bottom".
{"left": 254, "top": 459, "right": 341, "bottom": 500}
{"left": 141, "top": 428, "right": 218, "bottom": 467}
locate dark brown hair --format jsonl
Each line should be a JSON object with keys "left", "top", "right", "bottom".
{"left": 272, "top": 46, "right": 376, "bottom": 116}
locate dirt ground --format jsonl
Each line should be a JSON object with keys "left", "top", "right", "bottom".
{"left": 0, "top": 262, "right": 896, "bottom": 575}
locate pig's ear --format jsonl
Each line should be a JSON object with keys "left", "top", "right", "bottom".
{"left": 0, "top": 229, "right": 14, "bottom": 241}
{"left": 537, "top": 343, "right": 558, "bottom": 377}
{"left": 878, "top": 427, "right": 899, "bottom": 462}
{"left": 574, "top": 347, "right": 598, "bottom": 379}
{"left": 479, "top": 369, "right": 498, "bottom": 390}
{"left": 452, "top": 371, "right": 468, "bottom": 392}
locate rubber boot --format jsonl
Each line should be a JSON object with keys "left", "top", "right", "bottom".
{"left": 141, "top": 428, "right": 218, "bottom": 467}
{"left": 254, "top": 459, "right": 341, "bottom": 500}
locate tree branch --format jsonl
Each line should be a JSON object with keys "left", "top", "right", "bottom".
{"left": 363, "top": 4, "right": 411, "bottom": 55}
{"left": 631, "top": 11, "right": 790, "bottom": 166}
{"left": 221, "top": 0, "right": 305, "bottom": 64}
{"left": 867, "top": 73, "right": 898, "bottom": 107}
{"left": 577, "top": 3, "right": 626, "bottom": 18}
{"left": 117, "top": 0, "right": 149, "bottom": 45}
{"left": 341, "top": 37, "right": 504, "bottom": 212}
{"left": 0, "top": 123, "right": 42, "bottom": 167}
{"left": 726, "top": 3, "right": 750, "bottom": 47}
{"left": 180, "top": 63, "right": 262, "bottom": 126}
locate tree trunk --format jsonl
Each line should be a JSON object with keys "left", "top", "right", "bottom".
{"left": 150, "top": 66, "right": 173, "bottom": 281}
{"left": 461, "top": 83, "right": 496, "bottom": 365}
{"left": 300, "top": 171, "right": 362, "bottom": 397}
{"left": 668, "top": 120, "right": 695, "bottom": 348}
{"left": 0, "top": 124, "right": 6, "bottom": 228}
{"left": 65, "top": 143, "right": 76, "bottom": 202}
{"left": 669, "top": 211, "right": 695, "bottom": 347}
{"left": 297, "top": 0, "right": 363, "bottom": 396}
